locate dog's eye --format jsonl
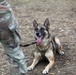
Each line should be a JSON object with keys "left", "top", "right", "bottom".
{"left": 35, "top": 28, "right": 38, "bottom": 31}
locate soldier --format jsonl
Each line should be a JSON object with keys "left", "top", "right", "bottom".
{"left": 0, "top": 0, "right": 28, "bottom": 75}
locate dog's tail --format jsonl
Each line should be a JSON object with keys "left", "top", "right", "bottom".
{"left": 51, "top": 35, "right": 62, "bottom": 54}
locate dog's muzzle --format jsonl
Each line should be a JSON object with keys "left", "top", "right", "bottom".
{"left": 36, "top": 31, "right": 42, "bottom": 44}
{"left": 36, "top": 36, "right": 42, "bottom": 44}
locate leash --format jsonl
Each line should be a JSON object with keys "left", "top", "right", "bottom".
{"left": 20, "top": 35, "right": 55, "bottom": 47}
{"left": 20, "top": 35, "right": 53, "bottom": 47}
{"left": 20, "top": 41, "right": 36, "bottom": 47}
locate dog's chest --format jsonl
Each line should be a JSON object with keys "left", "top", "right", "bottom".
{"left": 41, "top": 51, "right": 46, "bottom": 57}
{"left": 40, "top": 51, "right": 48, "bottom": 61}
{"left": 39, "top": 51, "right": 47, "bottom": 60}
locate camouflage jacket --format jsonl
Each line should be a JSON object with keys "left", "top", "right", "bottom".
{"left": 0, "top": 0, "right": 6, "bottom": 4}
{"left": 0, "top": 0, "right": 21, "bottom": 48}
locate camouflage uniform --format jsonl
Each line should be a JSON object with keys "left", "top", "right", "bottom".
{"left": 0, "top": 0, "right": 28, "bottom": 75}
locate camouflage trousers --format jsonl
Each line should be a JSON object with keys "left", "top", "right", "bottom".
{"left": 0, "top": 1, "right": 28, "bottom": 75}
{"left": 7, "top": 48, "right": 28, "bottom": 75}
{"left": 1, "top": 32, "right": 28, "bottom": 75}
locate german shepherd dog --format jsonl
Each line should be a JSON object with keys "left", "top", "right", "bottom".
{"left": 27, "top": 18, "right": 64, "bottom": 74}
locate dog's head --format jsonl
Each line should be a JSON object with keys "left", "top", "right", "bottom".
{"left": 33, "top": 18, "right": 50, "bottom": 45}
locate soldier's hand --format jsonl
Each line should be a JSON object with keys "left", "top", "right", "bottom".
{"left": 0, "top": 4, "right": 9, "bottom": 12}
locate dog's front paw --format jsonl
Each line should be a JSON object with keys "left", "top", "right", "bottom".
{"left": 59, "top": 51, "right": 64, "bottom": 55}
{"left": 42, "top": 69, "right": 49, "bottom": 74}
{"left": 27, "top": 65, "right": 34, "bottom": 71}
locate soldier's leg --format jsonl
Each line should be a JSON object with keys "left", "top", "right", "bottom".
{"left": 7, "top": 57, "right": 19, "bottom": 75}
{"left": 7, "top": 46, "right": 28, "bottom": 75}
{"left": 18, "top": 58, "right": 28, "bottom": 75}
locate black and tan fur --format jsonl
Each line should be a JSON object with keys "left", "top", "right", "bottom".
{"left": 27, "top": 18, "right": 64, "bottom": 74}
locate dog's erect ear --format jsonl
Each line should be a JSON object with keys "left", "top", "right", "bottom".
{"left": 44, "top": 18, "right": 50, "bottom": 30}
{"left": 33, "top": 20, "right": 38, "bottom": 29}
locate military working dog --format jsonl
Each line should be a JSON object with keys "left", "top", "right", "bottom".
{"left": 27, "top": 18, "right": 64, "bottom": 74}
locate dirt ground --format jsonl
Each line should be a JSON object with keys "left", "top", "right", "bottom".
{"left": 0, "top": 0, "right": 76, "bottom": 75}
